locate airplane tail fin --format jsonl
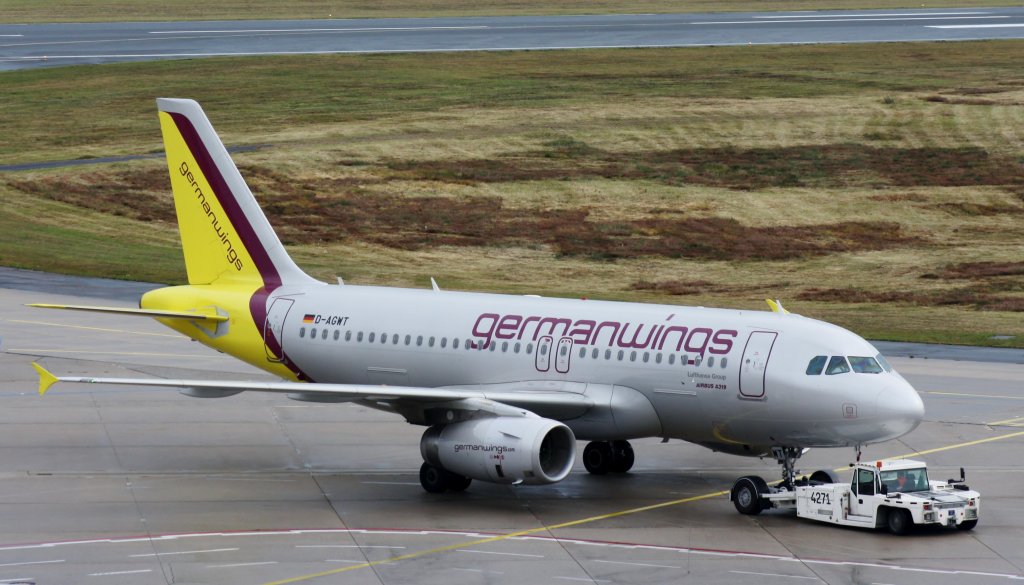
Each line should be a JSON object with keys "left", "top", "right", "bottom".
{"left": 156, "top": 98, "right": 316, "bottom": 288}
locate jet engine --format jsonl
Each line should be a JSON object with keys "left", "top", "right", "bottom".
{"left": 420, "top": 417, "right": 576, "bottom": 485}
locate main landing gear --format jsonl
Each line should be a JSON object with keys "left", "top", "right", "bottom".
{"left": 582, "top": 440, "right": 635, "bottom": 475}
{"left": 419, "top": 462, "right": 472, "bottom": 493}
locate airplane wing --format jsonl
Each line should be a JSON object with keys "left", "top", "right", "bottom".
{"left": 32, "top": 363, "right": 592, "bottom": 422}
{"left": 26, "top": 303, "right": 228, "bottom": 322}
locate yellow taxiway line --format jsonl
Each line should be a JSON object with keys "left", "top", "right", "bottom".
{"left": 925, "top": 390, "right": 1024, "bottom": 400}
{"left": 6, "top": 318, "right": 181, "bottom": 338}
{"left": 263, "top": 428, "right": 1024, "bottom": 585}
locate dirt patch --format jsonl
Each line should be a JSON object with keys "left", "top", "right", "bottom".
{"left": 797, "top": 285, "right": 1024, "bottom": 312}
{"left": 929, "top": 261, "right": 1024, "bottom": 280}
{"left": 7, "top": 169, "right": 174, "bottom": 222}
{"left": 387, "top": 145, "right": 1024, "bottom": 190}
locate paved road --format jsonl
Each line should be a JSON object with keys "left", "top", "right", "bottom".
{"left": 3, "top": 7, "right": 1024, "bottom": 71}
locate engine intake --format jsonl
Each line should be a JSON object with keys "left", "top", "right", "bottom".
{"left": 420, "top": 417, "right": 576, "bottom": 485}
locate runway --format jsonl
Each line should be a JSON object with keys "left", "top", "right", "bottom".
{"left": 1, "top": 270, "right": 1022, "bottom": 584}
{"left": 2, "top": 7, "right": 1024, "bottom": 71}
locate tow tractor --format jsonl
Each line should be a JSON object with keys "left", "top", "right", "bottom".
{"left": 731, "top": 458, "right": 980, "bottom": 534}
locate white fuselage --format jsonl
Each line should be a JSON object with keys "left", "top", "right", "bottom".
{"left": 261, "top": 284, "right": 924, "bottom": 455}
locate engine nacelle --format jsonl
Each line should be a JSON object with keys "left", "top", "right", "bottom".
{"left": 420, "top": 417, "right": 576, "bottom": 485}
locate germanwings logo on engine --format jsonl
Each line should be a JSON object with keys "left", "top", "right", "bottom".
{"left": 471, "top": 312, "right": 736, "bottom": 355}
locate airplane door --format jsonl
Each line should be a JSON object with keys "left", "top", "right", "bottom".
{"left": 555, "top": 337, "right": 573, "bottom": 373}
{"left": 535, "top": 336, "right": 553, "bottom": 372}
{"left": 264, "top": 297, "right": 294, "bottom": 362}
{"left": 739, "top": 331, "right": 777, "bottom": 399}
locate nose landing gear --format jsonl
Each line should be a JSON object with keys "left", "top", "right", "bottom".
{"left": 583, "top": 440, "right": 635, "bottom": 475}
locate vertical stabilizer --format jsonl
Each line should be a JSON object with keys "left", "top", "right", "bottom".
{"left": 157, "top": 98, "right": 316, "bottom": 287}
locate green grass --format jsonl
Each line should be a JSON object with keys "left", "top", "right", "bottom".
{"left": 3, "top": 41, "right": 1024, "bottom": 347}
{"left": 0, "top": 0, "right": 1016, "bottom": 23}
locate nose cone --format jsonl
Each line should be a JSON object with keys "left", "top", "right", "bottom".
{"left": 876, "top": 378, "right": 925, "bottom": 440}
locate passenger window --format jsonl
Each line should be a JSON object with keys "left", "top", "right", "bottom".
{"left": 694, "top": 356, "right": 702, "bottom": 366}
{"left": 527, "top": 343, "right": 534, "bottom": 354}
{"left": 826, "top": 356, "right": 850, "bottom": 375}
{"left": 502, "top": 342, "right": 509, "bottom": 352}
{"left": 592, "top": 348, "right": 598, "bottom": 359}
{"left": 617, "top": 350, "right": 624, "bottom": 361}
{"left": 416, "top": 336, "right": 423, "bottom": 346}
{"left": 707, "top": 356, "right": 714, "bottom": 367}
{"left": 514, "top": 342, "right": 521, "bottom": 353}
{"left": 642, "top": 352, "right": 649, "bottom": 363}
{"left": 655, "top": 353, "right": 662, "bottom": 364}
{"left": 489, "top": 343, "right": 496, "bottom": 352}
{"left": 560, "top": 345, "right": 567, "bottom": 357}
{"left": 605, "top": 349, "right": 611, "bottom": 360}
{"left": 849, "top": 356, "right": 883, "bottom": 374}
{"left": 441, "top": 337, "right": 447, "bottom": 348}
{"left": 454, "top": 338, "right": 460, "bottom": 349}
{"left": 681, "top": 354, "right": 688, "bottom": 366}
{"left": 541, "top": 345, "right": 548, "bottom": 356}
{"left": 356, "top": 332, "right": 363, "bottom": 342}
{"left": 299, "top": 327, "right": 305, "bottom": 338}
{"left": 404, "top": 335, "right": 411, "bottom": 345}
{"left": 381, "top": 333, "right": 387, "bottom": 344}
{"left": 333, "top": 330, "right": 340, "bottom": 341}
{"left": 322, "top": 329, "right": 328, "bottom": 340}
{"left": 721, "top": 357, "right": 728, "bottom": 368}
{"left": 346, "top": 331, "right": 352, "bottom": 342}
{"left": 368, "top": 333, "right": 375, "bottom": 343}
{"left": 806, "top": 355, "right": 827, "bottom": 375}
{"left": 311, "top": 328, "right": 317, "bottom": 338}
{"left": 428, "top": 336, "right": 435, "bottom": 347}
{"left": 392, "top": 334, "right": 399, "bottom": 344}
{"left": 579, "top": 347, "right": 586, "bottom": 358}
{"left": 630, "top": 351, "right": 636, "bottom": 362}
{"left": 668, "top": 354, "right": 675, "bottom": 365}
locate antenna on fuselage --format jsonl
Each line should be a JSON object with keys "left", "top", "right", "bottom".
{"left": 430, "top": 277, "right": 440, "bottom": 292}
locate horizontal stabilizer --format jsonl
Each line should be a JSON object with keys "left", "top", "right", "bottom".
{"left": 27, "top": 303, "right": 228, "bottom": 322}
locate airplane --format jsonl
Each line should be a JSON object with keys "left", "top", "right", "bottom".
{"left": 30, "top": 98, "right": 925, "bottom": 494}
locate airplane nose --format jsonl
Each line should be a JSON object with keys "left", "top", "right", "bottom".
{"left": 876, "top": 379, "right": 925, "bottom": 439}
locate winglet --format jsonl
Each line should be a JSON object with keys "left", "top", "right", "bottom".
{"left": 32, "top": 362, "right": 59, "bottom": 396}
{"left": 765, "top": 298, "right": 790, "bottom": 314}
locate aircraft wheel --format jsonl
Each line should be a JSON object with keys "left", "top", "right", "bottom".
{"left": 447, "top": 472, "right": 473, "bottom": 492}
{"left": 886, "top": 508, "right": 912, "bottom": 535}
{"left": 610, "top": 440, "right": 635, "bottom": 473}
{"left": 419, "top": 462, "right": 450, "bottom": 493}
{"left": 732, "top": 476, "right": 768, "bottom": 515}
{"left": 957, "top": 519, "right": 978, "bottom": 531}
{"left": 809, "top": 469, "right": 839, "bottom": 485}
{"left": 583, "top": 441, "right": 613, "bottom": 475}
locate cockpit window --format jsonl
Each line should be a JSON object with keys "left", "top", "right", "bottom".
{"left": 849, "top": 356, "right": 883, "bottom": 374}
{"left": 875, "top": 353, "right": 893, "bottom": 373}
{"left": 825, "top": 356, "right": 850, "bottom": 375}
{"left": 806, "top": 355, "right": 827, "bottom": 375}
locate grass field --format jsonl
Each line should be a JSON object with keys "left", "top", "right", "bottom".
{"left": 0, "top": 0, "right": 1017, "bottom": 23}
{"left": 2, "top": 41, "right": 1024, "bottom": 346}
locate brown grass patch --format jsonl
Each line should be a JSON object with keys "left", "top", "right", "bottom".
{"left": 388, "top": 145, "right": 1024, "bottom": 190}
{"left": 798, "top": 285, "right": 1024, "bottom": 312}
{"left": 932, "top": 261, "right": 1024, "bottom": 280}
{"left": 7, "top": 169, "right": 174, "bottom": 222}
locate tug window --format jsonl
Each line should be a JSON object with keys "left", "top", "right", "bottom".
{"left": 826, "top": 356, "right": 851, "bottom": 375}
{"left": 806, "top": 355, "right": 827, "bottom": 375}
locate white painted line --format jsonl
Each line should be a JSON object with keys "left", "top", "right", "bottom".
{"left": 0, "top": 34, "right": 24, "bottom": 37}
{"left": 0, "top": 559, "right": 64, "bottom": 567}
{"left": 150, "top": 26, "right": 489, "bottom": 34}
{"left": 753, "top": 11, "right": 990, "bottom": 18}
{"left": 453, "top": 567, "right": 505, "bottom": 574}
{"left": 88, "top": 569, "right": 154, "bottom": 576}
{"left": 697, "top": 15, "right": 1009, "bottom": 24}
{"left": 927, "top": 23, "right": 1024, "bottom": 29}
{"left": 209, "top": 561, "right": 279, "bottom": 568}
{"left": 730, "top": 570, "right": 821, "bottom": 580}
{"left": 456, "top": 549, "right": 545, "bottom": 558}
{"left": 594, "top": 559, "right": 682, "bottom": 569}
{"left": 554, "top": 578, "right": 611, "bottom": 583}
{"left": 130, "top": 547, "right": 239, "bottom": 557}
{"left": 325, "top": 559, "right": 367, "bottom": 563}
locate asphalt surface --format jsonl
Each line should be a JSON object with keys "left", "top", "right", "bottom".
{"left": 2, "top": 7, "right": 1024, "bottom": 71}
{"left": 1, "top": 270, "right": 1023, "bottom": 584}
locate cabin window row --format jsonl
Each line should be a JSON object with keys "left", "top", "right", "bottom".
{"left": 298, "top": 327, "right": 727, "bottom": 369}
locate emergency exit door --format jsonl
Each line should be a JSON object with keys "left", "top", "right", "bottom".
{"left": 739, "top": 331, "right": 777, "bottom": 399}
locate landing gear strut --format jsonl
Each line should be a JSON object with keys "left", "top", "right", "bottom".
{"left": 772, "top": 446, "right": 805, "bottom": 490}
{"left": 583, "top": 440, "right": 634, "bottom": 475}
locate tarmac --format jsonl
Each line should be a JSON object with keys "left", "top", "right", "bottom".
{"left": 0, "top": 270, "right": 1022, "bottom": 584}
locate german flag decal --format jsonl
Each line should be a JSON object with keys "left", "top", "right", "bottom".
{"left": 303, "top": 314, "right": 315, "bottom": 323}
